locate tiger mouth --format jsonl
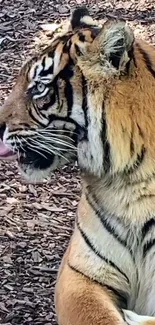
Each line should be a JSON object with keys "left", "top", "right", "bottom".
{"left": 0, "top": 138, "right": 77, "bottom": 171}
{"left": 0, "top": 121, "right": 79, "bottom": 175}
{"left": 0, "top": 140, "right": 17, "bottom": 160}
{"left": 0, "top": 140, "right": 57, "bottom": 167}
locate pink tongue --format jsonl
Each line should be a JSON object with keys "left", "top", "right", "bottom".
{"left": 0, "top": 140, "right": 17, "bottom": 160}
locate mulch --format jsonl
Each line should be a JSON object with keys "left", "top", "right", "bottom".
{"left": 0, "top": 0, "right": 155, "bottom": 324}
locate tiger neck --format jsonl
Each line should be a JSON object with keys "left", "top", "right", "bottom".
{"left": 80, "top": 173, "right": 155, "bottom": 224}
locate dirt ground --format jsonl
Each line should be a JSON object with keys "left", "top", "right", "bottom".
{"left": 0, "top": 0, "right": 155, "bottom": 324}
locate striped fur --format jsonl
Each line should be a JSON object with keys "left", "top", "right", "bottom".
{"left": 1, "top": 7, "right": 155, "bottom": 325}
{"left": 56, "top": 17, "right": 155, "bottom": 325}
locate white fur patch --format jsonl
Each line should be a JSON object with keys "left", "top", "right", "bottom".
{"left": 80, "top": 16, "right": 97, "bottom": 26}
{"left": 29, "top": 56, "right": 53, "bottom": 83}
{"left": 53, "top": 50, "right": 62, "bottom": 75}
{"left": 32, "top": 87, "right": 49, "bottom": 99}
{"left": 78, "top": 94, "right": 104, "bottom": 176}
{"left": 44, "top": 56, "right": 53, "bottom": 71}
{"left": 124, "top": 310, "right": 155, "bottom": 325}
{"left": 29, "top": 61, "right": 42, "bottom": 81}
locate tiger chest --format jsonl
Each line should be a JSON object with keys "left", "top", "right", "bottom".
{"left": 69, "top": 216, "right": 155, "bottom": 315}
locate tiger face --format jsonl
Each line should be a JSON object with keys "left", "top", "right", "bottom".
{"left": 1, "top": 7, "right": 155, "bottom": 183}
{"left": 0, "top": 8, "right": 100, "bottom": 181}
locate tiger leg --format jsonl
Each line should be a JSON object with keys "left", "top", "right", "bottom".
{"left": 124, "top": 310, "right": 155, "bottom": 325}
{"left": 55, "top": 249, "right": 126, "bottom": 325}
{"left": 55, "top": 250, "right": 155, "bottom": 325}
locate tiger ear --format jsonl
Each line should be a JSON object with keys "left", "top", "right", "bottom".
{"left": 70, "top": 6, "right": 98, "bottom": 31}
{"left": 97, "top": 20, "right": 134, "bottom": 69}
{"left": 77, "top": 20, "right": 134, "bottom": 71}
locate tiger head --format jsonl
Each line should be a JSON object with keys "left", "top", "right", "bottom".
{"left": 1, "top": 7, "right": 155, "bottom": 183}
{"left": 0, "top": 7, "right": 100, "bottom": 181}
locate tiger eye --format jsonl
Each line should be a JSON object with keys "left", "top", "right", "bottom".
{"left": 37, "top": 82, "right": 46, "bottom": 93}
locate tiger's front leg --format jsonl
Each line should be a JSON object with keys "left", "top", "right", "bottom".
{"left": 55, "top": 249, "right": 155, "bottom": 325}
{"left": 55, "top": 249, "right": 126, "bottom": 325}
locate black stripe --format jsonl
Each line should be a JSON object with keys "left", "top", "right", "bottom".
{"left": 33, "top": 102, "right": 48, "bottom": 121}
{"left": 18, "top": 123, "right": 32, "bottom": 128}
{"left": 71, "top": 7, "right": 90, "bottom": 30}
{"left": 54, "top": 82, "right": 61, "bottom": 111}
{"left": 133, "top": 146, "right": 145, "bottom": 168}
{"left": 32, "top": 65, "right": 38, "bottom": 79}
{"left": 142, "top": 218, "right": 155, "bottom": 257}
{"left": 77, "top": 221, "right": 129, "bottom": 283}
{"left": 130, "top": 137, "right": 134, "bottom": 156}
{"left": 102, "top": 284, "right": 128, "bottom": 309}
{"left": 62, "top": 42, "right": 70, "bottom": 55}
{"left": 78, "top": 32, "right": 85, "bottom": 42}
{"left": 68, "top": 262, "right": 128, "bottom": 309}
{"left": 40, "top": 64, "right": 54, "bottom": 77}
{"left": 137, "top": 44, "right": 155, "bottom": 78}
{"left": 74, "top": 43, "right": 82, "bottom": 56}
{"left": 129, "top": 47, "right": 137, "bottom": 69}
{"left": 7, "top": 127, "right": 25, "bottom": 133}
{"left": 142, "top": 218, "right": 155, "bottom": 237}
{"left": 42, "top": 56, "right": 46, "bottom": 69}
{"left": 29, "top": 108, "right": 47, "bottom": 127}
{"left": 33, "top": 101, "right": 43, "bottom": 117}
{"left": 86, "top": 192, "right": 133, "bottom": 256}
{"left": 143, "top": 238, "right": 155, "bottom": 257}
{"left": 126, "top": 46, "right": 137, "bottom": 74}
{"left": 61, "top": 39, "right": 72, "bottom": 60}
{"left": 102, "top": 106, "right": 111, "bottom": 173}
{"left": 59, "top": 62, "right": 74, "bottom": 80}
{"left": 81, "top": 74, "right": 88, "bottom": 127}
{"left": 64, "top": 81, "right": 73, "bottom": 117}
{"left": 125, "top": 145, "right": 145, "bottom": 174}
{"left": 137, "top": 124, "right": 144, "bottom": 138}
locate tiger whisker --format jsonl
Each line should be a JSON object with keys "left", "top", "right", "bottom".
{"left": 29, "top": 139, "right": 70, "bottom": 161}
{"left": 26, "top": 138, "right": 70, "bottom": 162}
{"left": 39, "top": 128, "right": 74, "bottom": 133}
{"left": 36, "top": 128, "right": 79, "bottom": 136}
{"left": 21, "top": 138, "right": 48, "bottom": 159}
{"left": 33, "top": 139, "right": 76, "bottom": 152}
{"left": 37, "top": 132, "right": 76, "bottom": 142}
{"left": 16, "top": 136, "right": 26, "bottom": 153}
{"left": 36, "top": 139, "right": 77, "bottom": 151}
{"left": 35, "top": 135, "right": 77, "bottom": 150}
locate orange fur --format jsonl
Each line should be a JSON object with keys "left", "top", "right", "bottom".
{"left": 55, "top": 24, "right": 155, "bottom": 325}
{"left": 55, "top": 249, "right": 124, "bottom": 325}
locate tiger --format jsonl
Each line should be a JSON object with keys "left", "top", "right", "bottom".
{"left": 1, "top": 5, "right": 155, "bottom": 325}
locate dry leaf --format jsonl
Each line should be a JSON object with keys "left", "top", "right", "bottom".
{"left": 6, "top": 197, "right": 18, "bottom": 204}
